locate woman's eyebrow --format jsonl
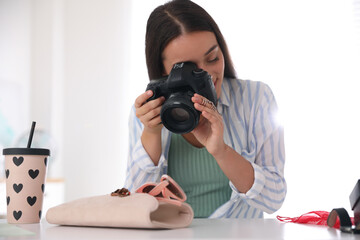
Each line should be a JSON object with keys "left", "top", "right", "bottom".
{"left": 204, "top": 44, "right": 218, "bottom": 56}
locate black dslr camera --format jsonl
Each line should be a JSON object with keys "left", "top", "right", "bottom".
{"left": 350, "top": 180, "right": 360, "bottom": 232}
{"left": 146, "top": 62, "right": 217, "bottom": 134}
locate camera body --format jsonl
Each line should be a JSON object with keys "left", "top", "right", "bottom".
{"left": 350, "top": 180, "right": 360, "bottom": 228}
{"left": 146, "top": 62, "right": 217, "bottom": 134}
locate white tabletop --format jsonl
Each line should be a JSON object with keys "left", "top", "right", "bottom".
{"left": 1, "top": 218, "right": 360, "bottom": 240}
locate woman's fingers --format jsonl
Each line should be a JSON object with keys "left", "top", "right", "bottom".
{"left": 135, "top": 90, "right": 165, "bottom": 128}
{"left": 135, "top": 90, "right": 153, "bottom": 108}
{"left": 192, "top": 93, "right": 218, "bottom": 113}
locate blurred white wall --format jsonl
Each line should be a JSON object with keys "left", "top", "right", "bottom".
{"left": 61, "top": 0, "right": 132, "bottom": 201}
{"left": 0, "top": 0, "right": 132, "bottom": 202}
{"left": 1, "top": 0, "right": 360, "bottom": 218}
{"left": 0, "top": 0, "right": 31, "bottom": 139}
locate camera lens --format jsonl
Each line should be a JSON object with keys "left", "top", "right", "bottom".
{"left": 161, "top": 92, "right": 199, "bottom": 134}
{"left": 170, "top": 108, "right": 189, "bottom": 122}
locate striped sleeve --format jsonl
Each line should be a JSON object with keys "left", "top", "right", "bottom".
{"left": 123, "top": 105, "right": 168, "bottom": 192}
{"left": 230, "top": 82, "right": 286, "bottom": 214}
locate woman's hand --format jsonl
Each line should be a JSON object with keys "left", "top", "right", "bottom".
{"left": 134, "top": 90, "right": 165, "bottom": 165}
{"left": 134, "top": 90, "right": 165, "bottom": 134}
{"left": 191, "top": 93, "right": 227, "bottom": 157}
{"left": 192, "top": 93, "right": 255, "bottom": 193}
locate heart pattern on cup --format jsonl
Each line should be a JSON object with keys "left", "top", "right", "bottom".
{"left": 27, "top": 196, "right": 37, "bottom": 206}
{"left": 13, "top": 157, "right": 24, "bottom": 166}
{"left": 13, "top": 184, "right": 23, "bottom": 193}
{"left": 28, "top": 169, "right": 39, "bottom": 179}
{"left": 13, "top": 211, "right": 22, "bottom": 220}
{"left": 6, "top": 155, "right": 47, "bottom": 222}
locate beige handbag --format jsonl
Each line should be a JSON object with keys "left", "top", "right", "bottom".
{"left": 46, "top": 175, "right": 194, "bottom": 229}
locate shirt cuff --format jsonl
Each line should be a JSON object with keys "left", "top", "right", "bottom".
{"left": 132, "top": 140, "right": 165, "bottom": 173}
{"left": 230, "top": 163, "right": 266, "bottom": 199}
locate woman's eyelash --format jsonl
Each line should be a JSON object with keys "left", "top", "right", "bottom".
{"left": 208, "top": 57, "right": 219, "bottom": 63}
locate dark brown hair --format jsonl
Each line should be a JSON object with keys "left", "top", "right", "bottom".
{"left": 145, "top": 0, "right": 236, "bottom": 80}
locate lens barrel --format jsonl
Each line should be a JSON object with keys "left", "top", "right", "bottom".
{"left": 161, "top": 92, "right": 199, "bottom": 134}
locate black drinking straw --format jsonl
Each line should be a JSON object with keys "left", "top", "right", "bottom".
{"left": 27, "top": 121, "right": 36, "bottom": 148}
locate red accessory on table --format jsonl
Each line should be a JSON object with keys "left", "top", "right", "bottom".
{"left": 277, "top": 211, "right": 341, "bottom": 228}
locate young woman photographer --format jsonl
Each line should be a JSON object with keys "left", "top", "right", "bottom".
{"left": 124, "top": 0, "right": 286, "bottom": 218}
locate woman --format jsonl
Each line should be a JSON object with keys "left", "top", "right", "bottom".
{"left": 124, "top": 0, "right": 286, "bottom": 218}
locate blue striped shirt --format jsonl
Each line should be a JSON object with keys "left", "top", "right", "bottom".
{"left": 124, "top": 78, "right": 286, "bottom": 218}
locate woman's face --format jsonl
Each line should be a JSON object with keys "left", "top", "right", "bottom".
{"left": 162, "top": 31, "right": 225, "bottom": 99}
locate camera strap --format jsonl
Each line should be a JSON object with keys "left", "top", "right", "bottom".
{"left": 327, "top": 208, "right": 360, "bottom": 234}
